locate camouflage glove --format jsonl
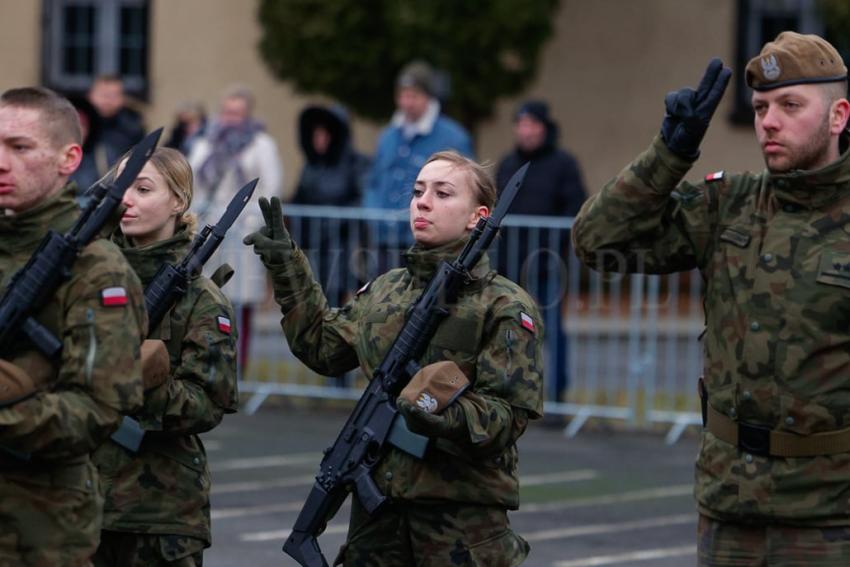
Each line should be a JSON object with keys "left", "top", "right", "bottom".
{"left": 397, "top": 397, "right": 466, "bottom": 441}
{"left": 660, "top": 57, "right": 732, "bottom": 159}
{"left": 0, "top": 359, "right": 37, "bottom": 408}
{"left": 140, "top": 339, "right": 170, "bottom": 391}
{"left": 242, "top": 196, "right": 294, "bottom": 267}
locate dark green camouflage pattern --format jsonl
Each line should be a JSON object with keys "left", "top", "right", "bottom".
{"left": 0, "top": 186, "right": 146, "bottom": 565}
{"left": 94, "top": 530, "right": 204, "bottom": 566}
{"left": 93, "top": 226, "right": 238, "bottom": 547}
{"left": 335, "top": 498, "right": 529, "bottom": 566}
{"left": 698, "top": 514, "right": 850, "bottom": 566}
{"left": 268, "top": 237, "right": 543, "bottom": 509}
{"left": 572, "top": 134, "right": 850, "bottom": 525}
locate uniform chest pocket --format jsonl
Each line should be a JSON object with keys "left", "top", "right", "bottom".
{"left": 816, "top": 251, "right": 850, "bottom": 290}
{"left": 431, "top": 317, "right": 479, "bottom": 354}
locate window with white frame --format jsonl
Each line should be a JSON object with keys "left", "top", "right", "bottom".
{"left": 42, "top": 0, "right": 149, "bottom": 98}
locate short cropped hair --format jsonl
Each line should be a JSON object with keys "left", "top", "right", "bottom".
{"left": 423, "top": 150, "right": 497, "bottom": 210}
{"left": 0, "top": 87, "right": 82, "bottom": 147}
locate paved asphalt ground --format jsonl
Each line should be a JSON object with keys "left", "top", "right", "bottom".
{"left": 202, "top": 403, "right": 701, "bottom": 567}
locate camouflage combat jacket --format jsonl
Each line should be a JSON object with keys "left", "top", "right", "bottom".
{"left": 572, "top": 134, "right": 850, "bottom": 526}
{"left": 0, "top": 186, "right": 146, "bottom": 561}
{"left": 272, "top": 237, "right": 544, "bottom": 509}
{"left": 93, "top": 226, "right": 239, "bottom": 545}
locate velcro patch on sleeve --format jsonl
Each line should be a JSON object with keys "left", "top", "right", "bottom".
{"left": 704, "top": 170, "right": 725, "bottom": 183}
{"left": 217, "top": 315, "right": 232, "bottom": 334}
{"left": 101, "top": 286, "right": 128, "bottom": 307}
{"left": 519, "top": 311, "right": 536, "bottom": 334}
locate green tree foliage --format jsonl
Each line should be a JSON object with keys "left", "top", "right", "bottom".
{"left": 816, "top": 0, "right": 850, "bottom": 57}
{"left": 257, "top": 0, "right": 559, "bottom": 130}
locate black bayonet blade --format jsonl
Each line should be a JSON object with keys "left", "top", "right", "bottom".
{"left": 490, "top": 162, "right": 529, "bottom": 225}
{"left": 109, "top": 128, "right": 163, "bottom": 197}
{"left": 211, "top": 178, "right": 258, "bottom": 237}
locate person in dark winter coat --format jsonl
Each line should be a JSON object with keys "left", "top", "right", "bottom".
{"left": 496, "top": 100, "right": 586, "bottom": 403}
{"left": 293, "top": 104, "right": 370, "bottom": 307}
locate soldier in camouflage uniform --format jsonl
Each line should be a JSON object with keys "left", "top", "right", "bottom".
{"left": 245, "top": 150, "right": 544, "bottom": 566}
{"left": 0, "top": 87, "right": 146, "bottom": 565}
{"left": 572, "top": 32, "right": 850, "bottom": 564}
{"left": 92, "top": 148, "right": 239, "bottom": 566}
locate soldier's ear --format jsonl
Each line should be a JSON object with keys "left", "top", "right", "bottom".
{"left": 58, "top": 143, "right": 82, "bottom": 177}
{"left": 831, "top": 98, "right": 850, "bottom": 135}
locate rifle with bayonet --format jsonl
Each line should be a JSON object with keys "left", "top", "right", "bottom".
{"left": 0, "top": 128, "right": 163, "bottom": 359}
{"left": 110, "top": 178, "right": 258, "bottom": 452}
{"left": 282, "top": 163, "right": 530, "bottom": 567}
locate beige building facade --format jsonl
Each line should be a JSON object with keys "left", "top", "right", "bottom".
{"left": 0, "top": 0, "right": 827, "bottom": 197}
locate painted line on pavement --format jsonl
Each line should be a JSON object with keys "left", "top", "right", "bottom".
{"left": 212, "top": 468, "right": 598, "bottom": 495}
{"left": 554, "top": 544, "right": 695, "bottom": 566}
{"left": 517, "top": 484, "right": 692, "bottom": 514}
{"left": 524, "top": 513, "right": 693, "bottom": 542}
{"left": 240, "top": 523, "right": 349, "bottom": 543}
{"left": 211, "top": 453, "right": 319, "bottom": 471}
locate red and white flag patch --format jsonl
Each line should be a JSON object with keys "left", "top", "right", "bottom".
{"left": 101, "top": 286, "right": 128, "bottom": 307}
{"left": 519, "top": 311, "right": 536, "bottom": 334}
{"left": 704, "top": 170, "right": 724, "bottom": 182}
{"left": 217, "top": 315, "right": 232, "bottom": 334}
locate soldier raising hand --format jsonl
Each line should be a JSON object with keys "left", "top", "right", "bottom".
{"left": 572, "top": 32, "right": 850, "bottom": 564}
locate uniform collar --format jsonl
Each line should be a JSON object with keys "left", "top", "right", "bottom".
{"left": 0, "top": 184, "right": 79, "bottom": 252}
{"left": 403, "top": 237, "right": 493, "bottom": 288}
{"left": 113, "top": 224, "right": 193, "bottom": 285}
{"left": 768, "top": 137, "right": 850, "bottom": 209}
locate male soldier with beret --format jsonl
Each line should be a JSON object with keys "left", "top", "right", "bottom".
{"left": 0, "top": 87, "right": 146, "bottom": 565}
{"left": 572, "top": 32, "right": 850, "bottom": 563}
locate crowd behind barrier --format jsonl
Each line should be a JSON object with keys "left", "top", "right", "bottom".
{"left": 222, "top": 205, "right": 704, "bottom": 443}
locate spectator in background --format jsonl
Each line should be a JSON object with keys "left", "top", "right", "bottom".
{"left": 496, "top": 99, "right": 587, "bottom": 403}
{"left": 67, "top": 94, "right": 109, "bottom": 199}
{"left": 189, "top": 84, "right": 283, "bottom": 377}
{"left": 363, "top": 60, "right": 474, "bottom": 275}
{"left": 293, "top": 104, "right": 370, "bottom": 307}
{"left": 165, "top": 100, "right": 207, "bottom": 157}
{"left": 87, "top": 74, "right": 145, "bottom": 160}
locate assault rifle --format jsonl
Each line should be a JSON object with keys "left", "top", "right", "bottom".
{"left": 0, "top": 128, "right": 162, "bottom": 358}
{"left": 110, "top": 178, "right": 258, "bottom": 452}
{"left": 282, "top": 164, "right": 529, "bottom": 567}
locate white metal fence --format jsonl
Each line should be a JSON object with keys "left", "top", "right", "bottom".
{"left": 227, "top": 204, "right": 705, "bottom": 443}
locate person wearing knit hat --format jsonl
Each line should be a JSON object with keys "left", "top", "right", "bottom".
{"left": 362, "top": 60, "right": 474, "bottom": 275}
{"left": 496, "top": 99, "right": 585, "bottom": 407}
{"left": 572, "top": 31, "right": 850, "bottom": 564}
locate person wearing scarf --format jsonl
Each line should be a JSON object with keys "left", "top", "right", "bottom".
{"left": 188, "top": 85, "right": 283, "bottom": 377}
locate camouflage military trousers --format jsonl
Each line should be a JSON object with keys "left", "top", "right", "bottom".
{"left": 0, "top": 460, "right": 102, "bottom": 567}
{"left": 334, "top": 498, "right": 529, "bottom": 566}
{"left": 698, "top": 514, "right": 850, "bottom": 566}
{"left": 92, "top": 530, "right": 205, "bottom": 567}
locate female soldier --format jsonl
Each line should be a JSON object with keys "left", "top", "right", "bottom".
{"left": 93, "top": 147, "right": 239, "bottom": 566}
{"left": 245, "top": 150, "right": 544, "bottom": 566}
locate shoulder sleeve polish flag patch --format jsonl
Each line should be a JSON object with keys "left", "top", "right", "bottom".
{"left": 101, "top": 286, "right": 128, "bottom": 307}
{"left": 519, "top": 311, "right": 536, "bottom": 334}
{"left": 217, "top": 315, "right": 232, "bottom": 334}
{"left": 704, "top": 170, "right": 725, "bottom": 182}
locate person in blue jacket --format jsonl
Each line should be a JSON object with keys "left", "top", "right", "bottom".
{"left": 363, "top": 60, "right": 474, "bottom": 275}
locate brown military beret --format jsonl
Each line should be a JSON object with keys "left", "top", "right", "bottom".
{"left": 746, "top": 31, "right": 847, "bottom": 91}
{"left": 399, "top": 360, "right": 469, "bottom": 414}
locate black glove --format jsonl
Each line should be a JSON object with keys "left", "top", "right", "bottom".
{"left": 242, "top": 196, "right": 293, "bottom": 266}
{"left": 397, "top": 397, "right": 466, "bottom": 440}
{"left": 660, "top": 58, "right": 732, "bottom": 159}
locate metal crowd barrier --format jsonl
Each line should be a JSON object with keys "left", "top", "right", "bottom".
{"left": 227, "top": 205, "right": 704, "bottom": 444}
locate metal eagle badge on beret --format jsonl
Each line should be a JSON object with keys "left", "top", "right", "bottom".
{"left": 760, "top": 55, "right": 781, "bottom": 80}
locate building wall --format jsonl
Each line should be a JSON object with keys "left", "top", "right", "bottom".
{"left": 0, "top": 1, "right": 41, "bottom": 89}
{"left": 0, "top": 0, "right": 769, "bottom": 198}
